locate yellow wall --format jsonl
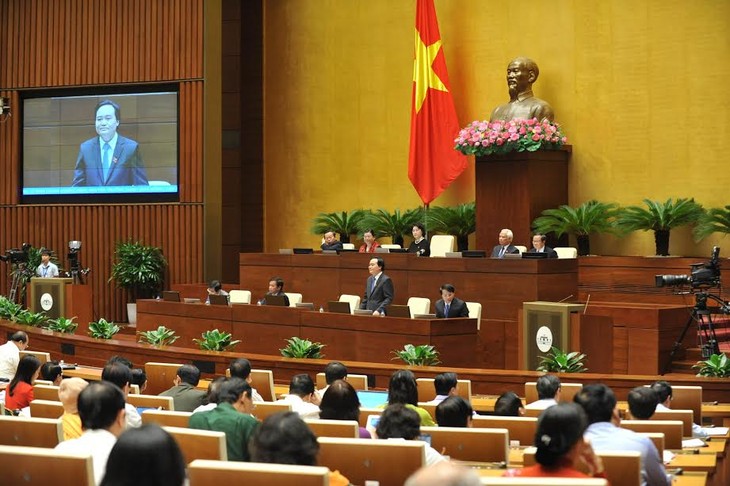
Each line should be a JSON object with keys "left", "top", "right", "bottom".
{"left": 264, "top": 0, "right": 730, "bottom": 257}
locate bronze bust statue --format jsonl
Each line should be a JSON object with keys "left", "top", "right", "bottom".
{"left": 490, "top": 57, "right": 554, "bottom": 122}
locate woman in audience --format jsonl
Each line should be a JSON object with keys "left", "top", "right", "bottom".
{"left": 375, "top": 403, "right": 446, "bottom": 466}
{"left": 40, "top": 360, "right": 63, "bottom": 385}
{"left": 250, "top": 411, "right": 351, "bottom": 486}
{"left": 319, "top": 379, "right": 371, "bottom": 438}
{"left": 101, "top": 423, "right": 186, "bottom": 486}
{"left": 358, "top": 229, "right": 380, "bottom": 253}
{"left": 435, "top": 396, "right": 473, "bottom": 427}
{"left": 58, "top": 377, "right": 89, "bottom": 440}
{"left": 493, "top": 391, "right": 525, "bottom": 417}
{"left": 383, "top": 369, "right": 435, "bottom": 426}
{"left": 504, "top": 403, "right": 606, "bottom": 479}
{"left": 407, "top": 223, "right": 430, "bottom": 256}
{"left": 4, "top": 354, "right": 41, "bottom": 413}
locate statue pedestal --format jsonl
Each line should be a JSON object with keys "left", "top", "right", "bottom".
{"left": 475, "top": 146, "right": 571, "bottom": 249}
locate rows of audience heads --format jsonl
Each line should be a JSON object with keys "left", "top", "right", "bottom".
{"left": 2, "top": 342, "right": 686, "bottom": 486}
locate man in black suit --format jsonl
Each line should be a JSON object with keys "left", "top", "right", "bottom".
{"left": 528, "top": 233, "right": 558, "bottom": 258}
{"left": 72, "top": 100, "right": 148, "bottom": 187}
{"left": 434, "top": 283, "right": 470, "bottom": 319}
{"left": 490, "top": 228, "right": 520, "bottom": 258}
{"left": 360, "top": 257, "right": 394, "bottom": 316}
{"left": 320, "top": 230, "right": 343, "bottom": 251}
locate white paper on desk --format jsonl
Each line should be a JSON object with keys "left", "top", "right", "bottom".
{"left": 701, "top": 426, "right": 728, "bottom": 436}
{"left": 662, "top": 450, "right": 675, "bottom": 464}
{"left": 681, "top": 438, "right": 706, "bottom": 448}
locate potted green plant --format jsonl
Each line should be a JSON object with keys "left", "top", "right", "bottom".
{"left": 138, "top": 325, "right": 179, "bottom": 346}
{"left": 532, "top": 200, "right": 621, "bottom": 256}
{"left": 193, "top": 329, "right": 241, "bottom": 352}
{"left": 391, "top": 344, "right": 441, "bottom": 366}
{"left": 47, "top": 316, "right": 78, "bottom": 334}
{"left": 12, "top": 309, "right": 47, "bottom": 327}
{"left": 694, "top": 205, "right": 730, "bottom": 241}
{"left": 359, "top": 208, "right": 424, "bottom": 247}
{"left": 692, "top": 353, "right": 730, "bottom": 378}
{"left": 425, "top": 202, "right": 476, "bottom": 251}
{"left": 0, "top": 296, "right": 23, "bottom": 321}
{"left": 536, "top": 346, "right": 587, "bottom": 373}
{"left": 109, "top": 240, "right": 167, "bottom": 325}
{"left": 310, "top": 210, "right": 368, "bottom": 244}
{"left": 615, "top": 198, "right": 705, "bottom": 256}
{"left": 280, "top": 337, "right": 325, "bottom": 359}
{"left": 88, "top": 318, "right": 121, "bottom": 340}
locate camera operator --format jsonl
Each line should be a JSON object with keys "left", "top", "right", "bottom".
{"left": 37, "top": 249, "right": 59, "bottom": 278}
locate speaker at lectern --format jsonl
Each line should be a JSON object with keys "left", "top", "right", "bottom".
{"left": 29, "top": 277, "right": 74, "bottom": 319}
{"left": 522, "top": 301, "right": 585, "bottom": 370}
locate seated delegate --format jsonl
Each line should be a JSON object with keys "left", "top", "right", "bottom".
{"left": 407, "top": 223, "right": 430, "bottom": 256}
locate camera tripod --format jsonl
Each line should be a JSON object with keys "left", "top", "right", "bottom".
{"left": 662, "top": 291, "right": 729, "bottom": 374}
{"left": 6, "top": 262, "right": 27, "bottom": 303}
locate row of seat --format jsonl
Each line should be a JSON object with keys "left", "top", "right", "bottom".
{"left": 321, "top": 236, "right": 579, "bottom": 259}
{"left": 0, "top": 417, "right": 652, "bottom": 486}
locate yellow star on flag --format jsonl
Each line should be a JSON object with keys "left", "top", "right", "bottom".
{"left": 413, "top": 28, "right": 448, "bottom": 113}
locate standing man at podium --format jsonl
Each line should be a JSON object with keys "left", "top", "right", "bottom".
{"left": 36, "top": 249, "right": 59, "bottom": 277}
{"left": 361, "top": 257, "right": 394, "bottom": 316}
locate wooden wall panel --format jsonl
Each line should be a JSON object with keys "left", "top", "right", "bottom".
{"left": 0, "top": 0, "right": 203, "bottom": 88}
{"left": 0, "top": 0, "right": 208, "bottom": 323}
{"left": 0, "top": 204, "right": 203, "bottom": 323}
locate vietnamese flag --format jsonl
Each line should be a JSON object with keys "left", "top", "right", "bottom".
{"left": 408, "top": 0, "right": 467, "bottom": 205}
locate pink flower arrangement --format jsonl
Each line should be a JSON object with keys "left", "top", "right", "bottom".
{"left": 454, "top": 118, "right": 567, "bottom": 156}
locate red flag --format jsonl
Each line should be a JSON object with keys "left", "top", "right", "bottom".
{"left": 408, "top": 0, "right": 467, "bottom": 205}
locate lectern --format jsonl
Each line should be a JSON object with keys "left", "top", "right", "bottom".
{"left": 520, "top": 301, "right": 613, "bottom": 373}
{"left": 29, "top": 277, "right": 74, "bottom": 318}
{"left": 29, "top": 277, "right": 93, "bottom": 334}
{"left": 521, "top": 301, "right": 585, "bottom": 370}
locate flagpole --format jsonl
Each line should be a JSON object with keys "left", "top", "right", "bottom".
{"left": 424, "top": 202, "right": 429, "bottom": 238}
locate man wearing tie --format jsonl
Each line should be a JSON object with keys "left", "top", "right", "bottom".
{"left": 490, "top": 228, "right": 520, "bottom": 258}
{"left": 36, "top": 249, "right": 59, "bottom": 277}
{"left": 360, "top": 257, "right": 394, "bottom": 316}
{"left": 71, "top": 100, "right": 149, "bottom": 187}
{"left": 527, "top": 233, "right": 558, "bottom": 258}
{"left": 435, "top": 284, "right": 470, "bottom": 319}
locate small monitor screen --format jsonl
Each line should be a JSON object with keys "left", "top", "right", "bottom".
{"left": 21, "top": 86, "right": 179, "bottom": 203}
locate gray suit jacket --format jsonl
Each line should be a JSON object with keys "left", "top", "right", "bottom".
{"left": 491, "top": 244, "right": 519, "bottom": 258}
{"left": 361, "top": 273, "right": 394, "bottom": 314}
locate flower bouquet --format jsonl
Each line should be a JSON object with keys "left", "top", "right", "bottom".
{"left": 454, "top": 118, "right": 567, "bottom": 156}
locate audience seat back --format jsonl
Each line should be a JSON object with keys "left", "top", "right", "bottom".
{"left": 187, "top": 460, "right": 329, "bottom": 486}
{"left": 0, "top": 416, "right": 63, "bottom": 448}
{"left": 0, "top": 444, "right": 94, "bottom": 486}
{"left": 421, "top": 426, "right": 509, "bottom": 463}
{"left": 472, "top": 416, "right": 537, "bottom": 446}
{"left": 29, "top": 399, "right": 64, "bottom": 419}
{"left": 318, "top": 437, "right": 425, "bottom": 486}
{"left": 163, "top": 426, "right": 227, "bottom": 462}
{"left": 142, "top": 409, "right": 192, "bottom": 428}
{"left": 144, "top": 362, "right": 184, "bottom": 395}
{"left": 305, "top": 419, "right": 359, "bottom": 438}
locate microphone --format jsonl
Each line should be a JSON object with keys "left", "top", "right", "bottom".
{"left": 557, "top": 294, "right": 574, "bottom": 303}
{"left": 583, "top": 294, "right": 591, "bottom": 314}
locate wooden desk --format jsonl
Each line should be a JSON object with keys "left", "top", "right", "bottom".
{"left": 238, "top": 252, "right": 578, "bottom": 369}
{"left": 137, "top": 300, "right": 478, "bottom": 367}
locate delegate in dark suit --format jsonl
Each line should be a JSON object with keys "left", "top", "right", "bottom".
{"left": 491, "top": 244, "right": 519, "bottom": 257}
{"left": 527, "top": 246, "right": 558, "bottom": 258}
{"left": 360, "top": 257, "right": 394, "bottom": 315}
{"left": 72, "top": 135, "right": 148, "bottom": 187}
{"left": 362, "top": 274, "right": 394, "bottom": 314}
{"left": 435, "top": 297, "right": 470, "bottom": 318}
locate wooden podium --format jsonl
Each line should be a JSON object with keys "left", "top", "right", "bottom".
{"left": 475, "top": 147, "right": 571, "bottom": 249}
{"left": 29, "top": 277, "right": 93, "bottom": 335}
{"left": 519, "top": 301, "right": 613, "bottom": 373}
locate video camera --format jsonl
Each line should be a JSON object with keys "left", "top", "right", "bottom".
{"left": 655, "top": 246, "right": 721, "bottom": 290}
{"left": 0, "top": 243, "right": 32, "bottom": 264}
